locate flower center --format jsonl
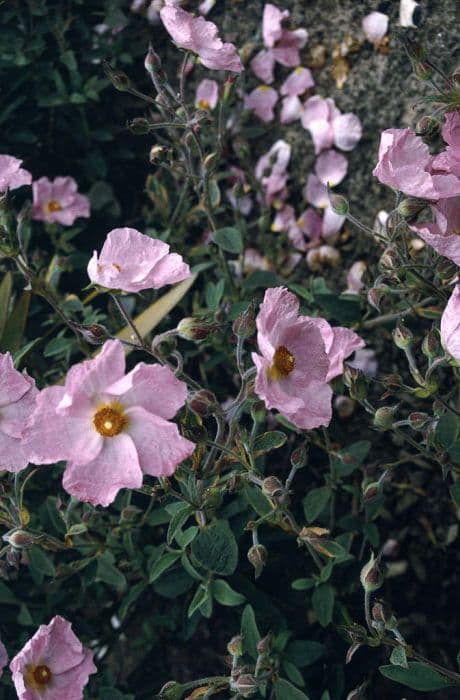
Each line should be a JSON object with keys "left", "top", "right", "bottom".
{"left": 93, "top": 403, "right": 127, "bottom": 437}
{"left": 197, "top": 99, "right": 210, "bottom": 109}
{"left": 268, "top": 345, "right": 296, "bottom": 380}
{"left": 44, "top": 200, "right": 62, "bottom": 213}
{"left": 26, "top": 664, "right": 52, "bottom": 688}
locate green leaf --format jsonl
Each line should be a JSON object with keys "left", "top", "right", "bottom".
{"left": 312, "top": 584, "right": 335, "bottom": 627}
{"left": 212, "top": 579, "right": 245, "bottom": 606}
{"left": 187, "top": 583, "right": 209, "bottom": 618}
{"left": 390, "top": 645, "right": 409, "bottom": 668}
{"left": 450, "top": 483, "right": 460, "bottom": 509}
{"left": 241, "top": 604, "right": 261, "bottom": 659}
{"left": 275, "top": 678, "right": 311, "bottom": 700}
{"left": 282, "top": 660, "right": 305, "bottom": 687}
{"left": 96, "top": 552, "right": 126, "bottom": 589}
{"left": 253, "top": 430, "right": 287, "bottom": 455}
{"left": 334, "top": 441, "right": 371, "bottom": 477}
{"left": 379, "top": 662, "right": 454, "bottom": 691}
{"left": 191, "top": 520, "right": 238, "bottom": 575}
{"left": 0, "top": 272, "right": 13, "bottom": 343}
{"left": 303, "top": 486, "right": 331, "bottom": 523}
{"left": 149, "top": 551, "right": 182, "bottom": 583}
{"left": 166, "top": 503, "right": 193, "bottom": 545}
{"left": 291, "top": 578, "right": 315, "bottom": 591}
{"left": 28, "top": 546, "right": 56, "bottom": 579}
{"left": 243, "top": 486, "right": 271, "bottom": 517}
{"left": 436, "top": 413, "right": 458, "bottom": 450}
{"left": 213, "top": 226, "right": 243, "bottom": 254}
{"left": 285, "top": 640, "right": 324, "bottom": 667}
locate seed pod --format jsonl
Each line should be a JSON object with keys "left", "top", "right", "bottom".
{"left": 227, "top": 635, "right": 243, "bottom": 657}
{"left": 247, "top": 544, "right": 268, "bottom": 579}
{"left": 373, "top": 406, "right": 395, "bottom": 431}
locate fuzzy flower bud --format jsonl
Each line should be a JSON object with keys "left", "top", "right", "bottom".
{"left": 233, "top": 303, "right": 256, "bottom": 339}
{"left": 379, "top": 245, "right": 399, "bottom": 271}
{"left": 421, "top": 329, "right": 440, "bottom": 358}
{"left": 103, "top": 62, "right": 130, "bottom": 91}
{"left": 367, "top": 287, "right": 384, "bottom": 312}
{"left": 144, "top": 45, "right": 162, "bottom": 73}
{"left": 177, "top": 317, "right": 216, "bottom": 341}
{"left": 373, "top": 406, "right": 395, "bottom": 431}
{"left": 4, "top": 530, "right": 35, "bottom": 548}
{"left": 416, "top": 115, "right": 440, "bottom": 138}
{"left": 360, "top": 552, "right": 384, "bottom": 592}
{"left": 227, "top": 634, "right": 243, "bottom": 657}
{"left": 256, "top": 632, "right": 273, "bottom": 656}
{"left": 343, "top": 365, "right": 368, "bottom": 401}
{"left": 291, "top": 444, "right": 307, "bottom": 469}
{"left": 189, "top": 389, "right": 218, "bottom": 417}
{"left": 70, "top": 322, "right": 108, "bottom": 345}
{"left": 329, "top": 192, "right": 349, "bottom": 216}
{"left": 393, "top": 323, "right": 413, "bottom": 350}
{"left": 436, "top": 258, "right": 458, "bottom": 281}
{"left": 247, "top": 544, "right": 268, "bottom": 579}
{"left": 362, "top": 481, "right": 380, "bottom": 503}
{"left": 128, "top": 118, "right": 151, "bottom": 135}
{"left": 397, "top": 197, "right": 427, "bottom": 219}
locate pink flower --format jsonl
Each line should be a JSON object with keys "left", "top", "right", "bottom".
{"left": 271, "top": 205, "right": 305, "bottom": 250}
{"left": 280, "top": 95, "right": 303, "bottom": 124}
{"left": 373, "top": 128, "right": 460, "bottom": 200}
{"left": 440, "top": 285, "right": 460, "bottom": 363}
{"left": 32, "top": 177, "right": 90, "bottom": 225}
{"left": 442, "top": 111, "right": 460, "bottom": 149}
{"left": 10, "top": 616, "right": 96, "bottom": 700}
{"left": 430, "top": 112, "right": 460, "bottom": 177}
{"left": 315, "top": 149, "right": 348, "bottom": 186}
{"left": 0, "top": 353, "right": 37, "bottom": 473}
{"left": 302, "top": 97, "right": 361, "bottom": 154}
{"left": 87, "top": 227, "right": 191, "bottom": 292}
{"left": 298, "top": 207, "right": 322, "bottom": 243}
{"left": 255, "top": 140, "right": 291, "bottom": 203}
{"left": 26, "top": 340, "right": 194, "bottom": 506}
{"left": 304, "top": 152, "right": 348, "bottom": 239}
{"left": 160, "top": 4, "right": 242, "bottom": 72}
{"left": 251, "top": 4, "right": 307, "bottom": 83}
{"left": 0, "top": 155, "right": 32, "bottom": 193}
{"left": 245, "top": 85, "right": 278, "bottom": 122}
{"left": 362, "top": 11, "right": 389, "bottom": 44}
{"left": 280, "top": 67, "right": 314, "bottom": 96}
{"left": 409, "top": 197, "right": 460, "bottom": 265}
{"left": 195, "top": 78, "right": 219, "bottom": 109}
{"left": 252, "top": 287, "right": 364, "bottom": 429}
{"left": 346, "top": 260, "right": 366, "bottom": 293}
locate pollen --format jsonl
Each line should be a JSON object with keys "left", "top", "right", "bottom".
{"left": 267, "top": 345, "right": 296, "bottom": 380}
{"left": 112, "top": 262, "right": 122, "bottom": 272}
{"left": 93, "top": 402, "right": 127, "bottom": 437}
{"left": 44, "top": 199, "right": 62, "bottom": 213}
{"left": 198, "top": 99, "right": 210, "bottom": 109}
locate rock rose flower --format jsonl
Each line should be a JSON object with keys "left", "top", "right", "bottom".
{"left": 255, "top": 139, "right": 291, "bottom": 203}
{"left": 409, "top": 197, "right": 460, "bottom": 265}
{"left": 10, "top": 615, "right": 96, "bottom": 700}
{"left": 301, "top": 96, "right": 362, "bottom": 154}
{"left": 252, "top": 287, "right": 364, "bottom": 429}
{"left": 0, "top": 155, "right": 32, "bottom": 193}
{"left": 0, "top": 352, "right": 37, "bottom": 473}
{"left": 26, "top": 340, "right": 195, "bottom": 506}
{"left": 245, "top": 85, "right": 278, "bottom": 122}
{"left": 87, "top": 227, "right": 191, "bottom": 292}
{"left": 373, "top": 128, "right": 460, "bottom": 200}
{"left": 195, "top": 79, "right": 219, "bottom": 109}
{"left": 32, "top": 176, "right": 90, "bottom": 225}
{"left": 440, "top": 285, "right": 460, "bottom": 363}
{"left": 160, "top": 2, "right": 243, "bottom": 72}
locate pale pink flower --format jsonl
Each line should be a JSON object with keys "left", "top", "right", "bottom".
{"left": 333, "top": 113, "right": 362, "bottom": 151}
{"left": 199, "top": 0, "right": 215, "bottom": 15}
{"left": 251, "top": 4, "right": 307, "bottom": 83}
{"left": 250, "top": 50, "right": 276, "bottom": 84}
{"left": 373, "top": 128, "right": 460, "bottom": 199}
{"left": 362, "top": 11, "right": 389, "bottom": 44}
{"left": 430, "top": 112, "right": 460, "bottom": 177}
{"left": 348, "top": 348, "right": 378, "bottom": 377}
{"left": 297, "top": 207, "right": 322, "bottom": 243}
{"left": 442, "top": 111, "right": 460, "bottom": 149}
{"left": 280, "top": 95, "right": 303, "bottom": 124}
{"left": 304, "top": 167, "right": 346, "bottom": 239}
{"left": 346, "top": 260, "right": 366, "bottom": 293}
{"left": 302, "top": 97, "right": 361, "bottom": 154}
{"left": 409, "top": 198, "right": 460, "bottom": 265}
{"left": 263, "top": 4, "right": 290, "bottom": 47}
{"left": 32, "top": 177, "right": 90, "bottom": 225}
{"left": 280, "top": 67, "right": 314, "bottom": 96}
{"left": 10, "top": 616, "right": 96, "bottom": 700}
{"left": 0, "top": 353, "right": 37, "bottom": 473}
{"left": 26, "top": 340, "right": 194, "bottom": 506}
{"left": 255, "top": 140, "right": 291, "bottom": 203}
{"left": 0, "top": 155, "right": 32, "bottom": 193}
{"left": 440, "top": 285, "right": 460, "bottom": 363}
{"left": 315, "top": 149, "right": 348, "bottom": 186}
{"left": 271, "top": 205, "right": 305, "bottom": 250}
{"left": 160, "top": 4, "right": 243, "bottom": 72}
{"left": 252, "top": 287, "right": 363, "bottom": 429}
{"left": 245, "top": 85, "right": 278, "bottom": 122}
{"left": 87, "top": 227, "right": 191, "bottom": 292}
{"left": 195, "top": 78, "right": 219, "bottom": 109}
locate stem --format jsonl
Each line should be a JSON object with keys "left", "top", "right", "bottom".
{"left": 110, "top": 294, "right": 146, "bottom": 349}
{"left": 364, "top": 589, "right": 373, "bottom": 633}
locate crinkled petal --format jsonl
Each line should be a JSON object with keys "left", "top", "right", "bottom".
{"left": 333, "top": 113, "right": 362, "bottom": 151}
{"left": 441, "top": 285, "right": 460, "bottom": 362}
{"left": 250, "top": 49, "right": 275, "bottom": 83}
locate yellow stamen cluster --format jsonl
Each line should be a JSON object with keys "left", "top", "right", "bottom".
{"left": 93, "top": 403, "right": 127, "bottom": 437}
{"left": 44, "top": 200, "right": 62, "bottom": 213}
{"left": 267, "top": 345, "right": 296, "bottom": 381}
{"left": 25, "top": 663, "right": 52, "bottom": 689}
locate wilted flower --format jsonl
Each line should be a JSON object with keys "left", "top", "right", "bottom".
{"left": 87, "top": 227, "right": 191, "bottom": 292}
{"left": 245, "top": 85, "right": 278, "bottom": 122}
{"left": 195, "top": 78, "right": 219, "bottom": 109}
{"left": 26, "top": 340, "right": 195, "bottom": 506}
{"left": 32, "top": 176, "right": 90, "bottom": 225}
{"left": 0, "top": 352, "right": 37, "bottom": 473}
{"left": 160, "top": 2, "right": 243, "bottom": 72}
{"left": 440, "top": 285, "right": 460, "bottom": 362}
{"left": 252, "top": 287, "right": 364, "bottom": 429}
{"left": 0, "top": 155, "right": 32, "bottom": 193}
{"left": 10, "top": 616, "right": 96, "bottom": 700}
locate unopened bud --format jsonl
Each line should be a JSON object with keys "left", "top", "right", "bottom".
{"left": 408, "top": 412, "right": 430, "bottom": 430}
{"left": 223, "top": 75, "right": 236, "bottom": 102}
{"left": 144, "top": 45, "right": 162, "bottom": 73}
{"left": 128, "top": 118, "right": 151, "bottom": 135}
{"left": 362, "top": 481, "right": 380, "bottom": 503}
{"left": 367, "top": 287, "right": 384, "bottom": 311}
{"left": 231, "top": 674, "right": 258, "bottom": 698}
{"left": 416, "top": 115, "right": 440, "bottom": 138}
{"left": 177, "top": 317, "right": 216, "bottom": 341}
{"left": 379, "top": 245, "right": 399, "bottom": 271}
{"left": 328, "top": 192, "right": 349, "bottom": 215}
{"left": 393, "top": 323, "right": 413, "bottom": 350}
{"left": 103, "top": 62, "right": 130, "bottom": 91}
{"left": 247, "top": 544, "right": 268, "bottom": 579}
{"left": 397, "top": 197, "right": 427, "bottom": 219}
{"left": 373, "top": 406, "right": 395, "bottom": 431}
{"left": 436, "top": 258, "right": 458, "bottom": 280}
{"left": 422, "top": 329, "right": 440, "bottom": 358}
{"left": 256, "top": 632, "right": 273, "bottom": 656}
{"left": 343, "top": 365, "right": 368, "bottom": 401}
{"left": 189, "top": 389, "right": 217, "bottom": 417}
{"left": 227, "top": 634, "right": 243, "bottom": 657}
{"left": 4, "top": 530, "right": 35, "bottom": 548}
{"left": 360, "top": 552, "right": 384, "bottom": 592}
{"left": 262, "top": 476, "right": 289, "bottom": 507}
{"left": 232, "top": 303, "right": 256, "bottom": 339}
{"left": 382, "top": 373, "right": 403, "bottom": 394}
{"left": 70, "top": 322, "right": 108, "bottom": 345}
{"left": 291, "top": 444, "right": 307, "bottom": 469}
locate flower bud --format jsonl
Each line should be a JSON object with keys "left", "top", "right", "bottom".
{"left": 393, "top": 323, "right": 413, "bottom": 350}
{"left": 128, "top": 118, "right": 151, "bottom": 135}
{"left": 329, "top": 192, "right": 349, "bottom": 215}
{"left": 144, "top": 45, "right": 162, "bottom": 74}
{"left": 373, "top": 406, "right": 394, "bottom": 431}
{"left": 291, "top": 444, "right": 307, "bottom": 469}
{"left": 232, "top": 303, "right": 256, "bottom": 339}
{"left": 436, "top": 258, "right": 458, "bottom": 281}
{"left": 247, "top": 544, "right": 268, "bottom": 579}
{"left": 362, "top": 481, "right": 380, "bottom": 503}
{"left": 421, "top": 329, "right": 440, "bottom": 358}
{"left": 227, "top": 634, "right": 243, "bottom": 657}
{"left": 103, "top": 62, "right": 130, "bottom": 91}
{"left": 416, "top": 115, "right": 440, "bottom": 138}
{"left": 382, "top": 373, "right": 403, "bottom": 394}
{"left": 256, "top": 632, "right": 273, "bottom": 656}
{"left": 177, "top": 317, "right": 217, "bottom": 341}
{"left": 70, "top": 322, "right": 108, "bottom": 345}
{"left": 189, "top": 389, "right": 217, "bottom": 417}
{"left": 231, "top": 674, "right": 258, "bottom": 698}
{"left": 367, "top": 287, "right": 384, "bottom": 311}
{"left": 360, "top": 552, "right": 384, "bottom": 592}
{"left": 379, "top": 245, "right": 399, "bottom": 271}
{"left": 262, "top": 476, "right": 284, "bottom": 498}
{"left": 4, "top": 530, "right": 35, "bottom": 548}
{"left": 397, "top": 197, "right": 427, "bottom": 219}
{"left": 408, "top": 412, "right": 430, "bottom": 430}
{"left": 343, "top": 365, "right": 368, "bottom": 401}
